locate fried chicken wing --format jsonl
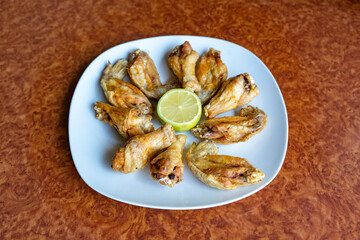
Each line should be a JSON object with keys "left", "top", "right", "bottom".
{"left": 192, "top": 106, "right": 267, "bottom": 144}
{"left": 186, "top": 141, "right": 265, "bottom": 190}
{"left": 204, "top": 73, "right": 259, "bottom": 118}
{"left": 128, "top": 49, "right": 180, "bottom": 99}
{"left": 168, "top": 41, "right": 201, "bottom": 92}
{"left": 94, "top": 102, "right": 154, "bottom": 139}
{"left": 150, "top": 134, "right": 187, "bottom": 187}
{"left": 100, "top": 59, "right": 153, "bottom": 114}
{"left": 196, "top": 48, "right": 228, "bottom": 104}
{"left": 112, "top": 123, "right": 176, "bottom": 174}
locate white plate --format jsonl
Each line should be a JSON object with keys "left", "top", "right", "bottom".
{"left": 68, "top": 35, "right": 288, "bottom": 210}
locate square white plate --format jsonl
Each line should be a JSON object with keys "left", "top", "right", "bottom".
{"left": 68, "top": 35, "right": 288, "bottom": 210}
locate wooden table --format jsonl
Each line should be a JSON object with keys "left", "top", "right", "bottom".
{"left": 1, "top": 0, "right": 359, "bottom": 239}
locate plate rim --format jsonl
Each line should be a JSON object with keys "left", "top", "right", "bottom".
{"left": 68, "top": 35, "right": 289, "bottom": 210}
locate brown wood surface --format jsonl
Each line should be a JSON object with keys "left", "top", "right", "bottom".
{"left": 1, "top": 0, "right": 359, "bottom": 239}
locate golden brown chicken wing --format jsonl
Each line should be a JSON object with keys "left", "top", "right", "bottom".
{"left": 192, "top": 106, "right": 267, "bottom": 144}
{"left": 196, "top": 48, "right": 228, "bottom": 104}
{"left": 168, "top": 41, "right": 201, "bottom": 92}
{"left": 150, "top": 134, "right": 187, "bottom": 187}
{"left": 186, "top": 141, "right": 265, "bottom": 190}
{"left": 94, "top": 102, "right": 154, "bottom": 139}
{"left": 100, "top": 59, "right": 153, "bottom": 114}
{"left": 203, "top": 73, "right": 259, "bottom": 118}
{"left": 112, "top": 123, "right": 176, "bottom": 174}
{"left": 128, "top": 49, "right": 180, "bottom": 99}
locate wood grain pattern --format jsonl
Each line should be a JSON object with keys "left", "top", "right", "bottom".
{"left": 1, "top": 0, "right": 359, "bottom": 239}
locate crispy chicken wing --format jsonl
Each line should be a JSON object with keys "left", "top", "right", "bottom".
{"left": 128, "top": 49, "right": 180, "bottom": 99}
{"left": 100, "top": 59, "right": 153, "bottom": 114}
{"left": 186, "top": 141, "right": 265, "bottom": 190}
{"left": 192, "top": 106, "right": 267, "bottom": 144}
{"left": 94, "top": 102, "right": 154, "bottom": 139}
{"left": 112, "top": 123, "right": 176, "bottom": 174}
{"left": 150, "top": 134, "right": 187, "bottom": 187}
{"left": 196, "top": 48, "right": 228, "bottom": 104}
{"left": 204, "top": 73, "right": 259, "bottom": 118}
{"left": 168, "top": 41, "right": 201, "bottom": 92}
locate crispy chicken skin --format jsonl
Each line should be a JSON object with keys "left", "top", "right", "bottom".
{"left": 100, "top": 59, "right": 153, "bottom": 114}
{"left": 94, "top": 102, "right": 154, "bottom": 139}
{"left": 186, "top": 141, "right": 265, "bottom": 190}
{"left": 192, "top": 106, "right": 267, "bottom": 144}
{"left": 204, "top": 73, "right": 259, "bottom": 118}
{"left": 196, "top": 48, "right": 228, "bottom": 104}
{"left": 168, "top": 41, "right": 201, "bottom": 92}
{"left": 112, "top": 123, "right": 176, "bottom": 174}
{"left": 128, "top": 49, "right": 180, "bottom": 99}
{"left": 150, "top": 134, "right": 187, "bottom": 187}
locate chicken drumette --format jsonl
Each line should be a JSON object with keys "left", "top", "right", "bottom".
{"left": 204, "top": 73, "right": 259, "bottom": 118}
{"left": 112, "top": 123, "right": 176, "bottom": 174}
{"left": 186, "top": 141, "right": 265, "bottom": 190}
{"left": 192, "top": 106, "right": 267, "bottom": 144}
{"left": 128, "top": 49, "right": 179, "bottom": 99}
{"left": 168, "top": 41, "right": 201, "bottom": 92}
{"left": 100, "top": 59, "right": 153, "bottom": 115}
{"left": 150, "top": 134, "right": 187, "bottom": 188}
{"left": 94, "top": 102, "right": 154, "bottom": 139}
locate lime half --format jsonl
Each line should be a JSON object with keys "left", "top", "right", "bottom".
{"left": 157, "top": 89, "right": 202, "bottom": 132}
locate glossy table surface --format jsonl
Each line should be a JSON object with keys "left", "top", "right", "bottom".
{"left": 1, "top": 0, "right": 359, "bottom": 239}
